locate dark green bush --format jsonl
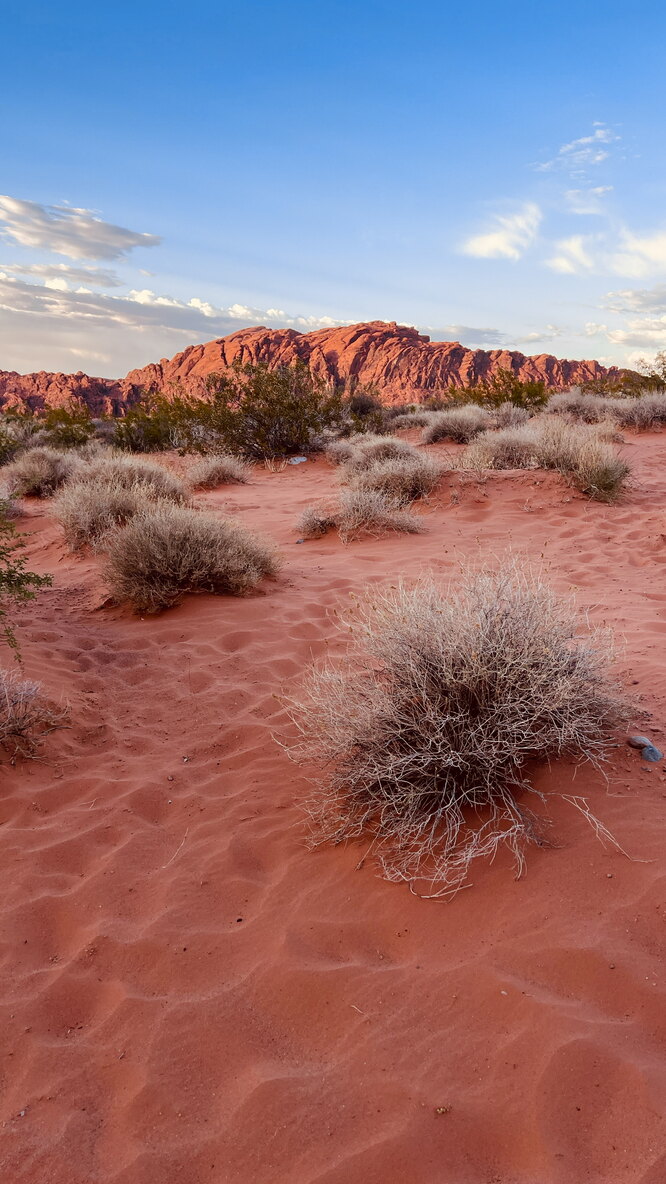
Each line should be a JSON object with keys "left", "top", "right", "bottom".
{"left": 42, "top": 404, "right": 95, "bottom": 448}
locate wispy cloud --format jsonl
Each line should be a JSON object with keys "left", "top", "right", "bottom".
{"left": 545, "top": 235, "right": 597, "bottom": 274}
{"left": 0, "top": 261, "right": 124, "bottom": 287}
{"left": 536, "top": 124, "right": 619, "bottom": 174}
{"left": 461, "top": 201, "right": 541, "bottom": 261}
{"left": 564, "top": 186, "right": 613, "bottom": 215}
{"left": 0, "top": 271, "right": 348, "bottom": 374}
{"left": 605, "top": 285, "right": 666, "bottom": 313}
{"left": 0, "top": 195, "right": 161, "bottom": 260}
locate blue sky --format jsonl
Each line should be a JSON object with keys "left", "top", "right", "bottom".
{"left": 2, "top": 0, "right": 666, "bottom": 376}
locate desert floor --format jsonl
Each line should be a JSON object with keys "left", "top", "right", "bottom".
{"left": 1, "top": 433, "right": 665, "bottom": 1183}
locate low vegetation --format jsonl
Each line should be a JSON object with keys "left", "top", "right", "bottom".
{"left": 0, "top": 668, "right": 65, "bottom": 759}
{"left": 75, "top": 455, "right": 187, "bottom": 502}
{"left": 286, "top": 565, "right": 630, "bottom": 896}
{"left": 422, "top": 405, "right": 489, "bottom": 444}
{"left": 105, "top": 503, "right": 278, "bottom": 612}
{"left": 53, "top": 479, "right": 151, "bottom": 551}
{"left": 0, "top": 503, "right": 52, "bottom": 654}
{"left": 345, "top": 453, "right": 443, "bottom": 502}
{"left": 188, "top": 454, "right": 251, "bottom": 488}
{"left": 298, "top": 489, "right": 423, "bottom": 542}
{"left": 4, "top": 447, "right": 81, "bottom": 497}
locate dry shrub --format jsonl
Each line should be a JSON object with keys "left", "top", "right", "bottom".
{"left": 458, "top": 416, "right": 630, "bottom": 501}
{"left": 105, "top": 503, "right": 278, "bottom": 612}
{"left": 493, "top": 401, "right": 531, "bottom": 429}
{"left": 422, "top": 405, "right": 489, "bottom": 444}
{"left": 76, "top": 455, "right": 187, "bottom": 502}
{"left": 345, "top": 453, "right": 442, "bottom": 501}
{"left": 4, "top": 447, "right": 81, "bottom": 497}
{"left": 188, "top": 454, "right": 251, "bottom": 489}
{"left": 462, "top": 427, "right": 541, "bottom": 470}
{"left": 298, "top": 490, "right": 423, "bottom": 542}
{"left": 387, "top": 410, "right": 437, "bottom": 429}
{"left": 0, "top": 668, "right": 65, "bottom": 758}
{"left": 548, "top": 389, "right": 666, "bottom": 430}
{"left": 53, "top": 479, "right": 150, "bottom": 551}
{"left": 569, "top": 439, "right": 630, "bottom": 502}
{"left": 344, "top": 435, "right": 419, "bottom": 469}
{"left": 325, "top": 438, "right": 359, "bottom": 466}
{"left": 286, "top": 565, "right": 630, "bottom": 897}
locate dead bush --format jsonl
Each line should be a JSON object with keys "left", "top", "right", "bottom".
{"left": 76, "top": 455, "right": 187, "bottom": 502}
{"left": 4, "top": 447, "right": 81, "bottom": 497}
{"left": 462, "top": 427, "right": 541, "bottom": 470}
{"left": 286, "top": 565, "right": 630, "bottom": 896}
{"left": 298, "top": 490, "right": 423, "bottom": 541}
{"left": 493, "top": 402, "right": 531, "bottom": 429}
{"left": 53, "top": 479, "right": 151, "bottom": 551}
{"left": 297, "top": 505, "right": 339, "bottom": 539}
{"left": 188, "top": 454, "right": 251, "bottom": 489}
{"left": 387, "top": 410, "right": 437, "bottom": 429}
{"left": 345, "top": 453, "right": 442, "bottom": 501}
{"left": 105, "top": 503, "right": 278, "bottom": 612}
{"left": 0, "top": 668, "right": 65, "bottom": 758}
{"left": 422, "top": 405, "right": 489, "bottom": 444}
{"left": 569, "top": 439, "right": 630, "bottom": 502}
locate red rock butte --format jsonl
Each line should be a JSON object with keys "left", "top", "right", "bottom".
{"left": 0, "top": 321, "right": 625, "bottom": 415}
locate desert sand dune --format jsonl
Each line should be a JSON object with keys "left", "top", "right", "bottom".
{"left": 0, "top": 434, "right": 665, "bottom": 1183}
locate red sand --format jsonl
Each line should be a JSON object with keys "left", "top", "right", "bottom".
{"left": 1, "top": 434, "right": 665, "bottom": 1183}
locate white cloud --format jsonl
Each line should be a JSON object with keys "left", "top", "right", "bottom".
{"left": 564, "top": 186, "right": 613, "bottom": 215}
{"left": 0, "top": 195, "right": 161, "bottom": 260}
{"left": 608, "top": 229, "right": 666, "bottom": 278}
{"left": 537, "top": 124, "right": 619, "bottom": 174}
{"left": 0, "top": 271, "right": 349, "bottom": 375}
{"left": 545, "top": 235, "right": 597, "bottom": 274}
{"left": 461, "top": 202, "right": 541, "bottom": 261}
{"left": 0, "top": 261, "right": 123, "bottom": 287}
{"left": 605, "top": 285, "right": 666, "bottom": 313}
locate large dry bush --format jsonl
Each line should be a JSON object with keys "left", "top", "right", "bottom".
{"left": 53, "top": 479, "right": 151, "bottom": 551}
{"left": 345, "top": 454, "right": 443, "bottom": 502}
{"left": 386, "top": 410, "right": 437, "bottom": 429}
{"left": 76, "top": 455, "right": 187, "bottom": 502}
{"left": 188, "top": 454, "right": 251, "bottom": 489}
{"left": 105, "top": 503, "right": 278, "bottom": 612}
{"left": 286, "top": 566, "right": 630, "bottom": 896}
{"left": 549, "top": 388, "right": 666, "bottom": 431}
{"left": 298, "top": 489, "right": 423, "bottom": 542}
{"left": 422, "top": 405, "right": 489, "bottom": 444}
{"left": 4, "top": 447, "right": 81, "bottom": 497}
{"left": 569, "top": 439, "right": 630, "bottom": 502}
{"left": 0, "top": 669, "right": 65, "bottom": 758}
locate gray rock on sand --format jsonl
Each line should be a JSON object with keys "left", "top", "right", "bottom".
{"left": 628, "top": 735, "right": 663, "bottom": 762}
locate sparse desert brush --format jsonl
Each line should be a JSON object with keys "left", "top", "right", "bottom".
{"left": 342, "top": 434, "right": 422, "bottom": 470}
{"left": 286, "top": 565, "right": 631, "bottom": 896}
{"left": 386, "top": 410, "right": 437, "bottom": 429}
{"left": 616, "top": 392, "right": 666, "bottom": 430}
{"left": 549, "top": 389, "right": 666, "bottom": 431}
{"left": 462, "top": 427, "right": 541, "bottom": 471}
{"left": 568, "top": 439, "right": 630, "bottom": 502}
{"left": 53, "top": 479, "right": 151, "bottom": 551}
{"left": 298, "top": 490, "right": 423, "bottom": 542}
{"left": 422, "top": 405, "right": 489, "bottom": 444}
{"left": 0, "top": 668, "right": 66, "bottom": 759}
{"left": 325, "top": 438, "right": 360, "bottom": 466}
{"left": 188, "top": 454, "right": 251, "bottom": 489}
{"left": 345, "top": 453, "right": 443, "bottom": 501}
{"left": 493, "top": 401, "right": 531, "bottom": 429}
{"left": 3, "top": 447, "right": 81, "bottom": 497}
{"left": 105, "top": 503, "right": 278, "bottom": 612}
{"left": 76, "top": 455, "right": 187, "bottom": 503}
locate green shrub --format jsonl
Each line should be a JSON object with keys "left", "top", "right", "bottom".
{"left": 112, "top": 397, "right": 176, "bottom": 452}
{"left": 41, "top": 404, "right": 94, "bottom": 449}
{"left": 0, "top": 505, "right": 52, "bottom": 654}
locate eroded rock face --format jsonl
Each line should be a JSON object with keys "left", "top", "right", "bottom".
{"left": 1, "top": 321, "right": 623, "bottom": 412}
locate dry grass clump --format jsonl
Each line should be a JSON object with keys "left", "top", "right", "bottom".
{"left": 493, "top": 401, "right": 531, "bottom": 429}
{"left": 105, "top": 503, "right": 278, "bottom": 612}
{"left": 457, "top": 416, "right": 630, "bottom": 501}
{"left": 422, "top": 405, "right": 489, "bottom": 444}
{"left": 298, "top": 490, "right": 423, "bottom": 542}
{"left": 4, "top": 447, "right": 81, "bottom": 497}
{"left": 388, "top": 410, "right": 438, "bottom": 429}
{"left": 0, "top": 669, "right": 65, "bottom": 758}
{"left": 188, "top": 454, "right": 251, "bottom": 489}
{"left": 345, "top": 454, "right": 443, "bottom": 502}
{"left": 53, "top": 479, "right": 150, "bottom": 551}
{"left": 286, "top": 565, "right": 630, "bottom": 896}
{"left": 76, "top": 455, "right": 187, "bottom": 502}
{"left": 548, "top": 388, "right": 666, "bottom": 430}
{"left": 462, "top": 427, "right": 541, "bottom": 471}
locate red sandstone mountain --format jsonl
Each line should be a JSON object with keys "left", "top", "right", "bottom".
{"left": 0, "top": 321, "right": 623, "bottom": 413}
